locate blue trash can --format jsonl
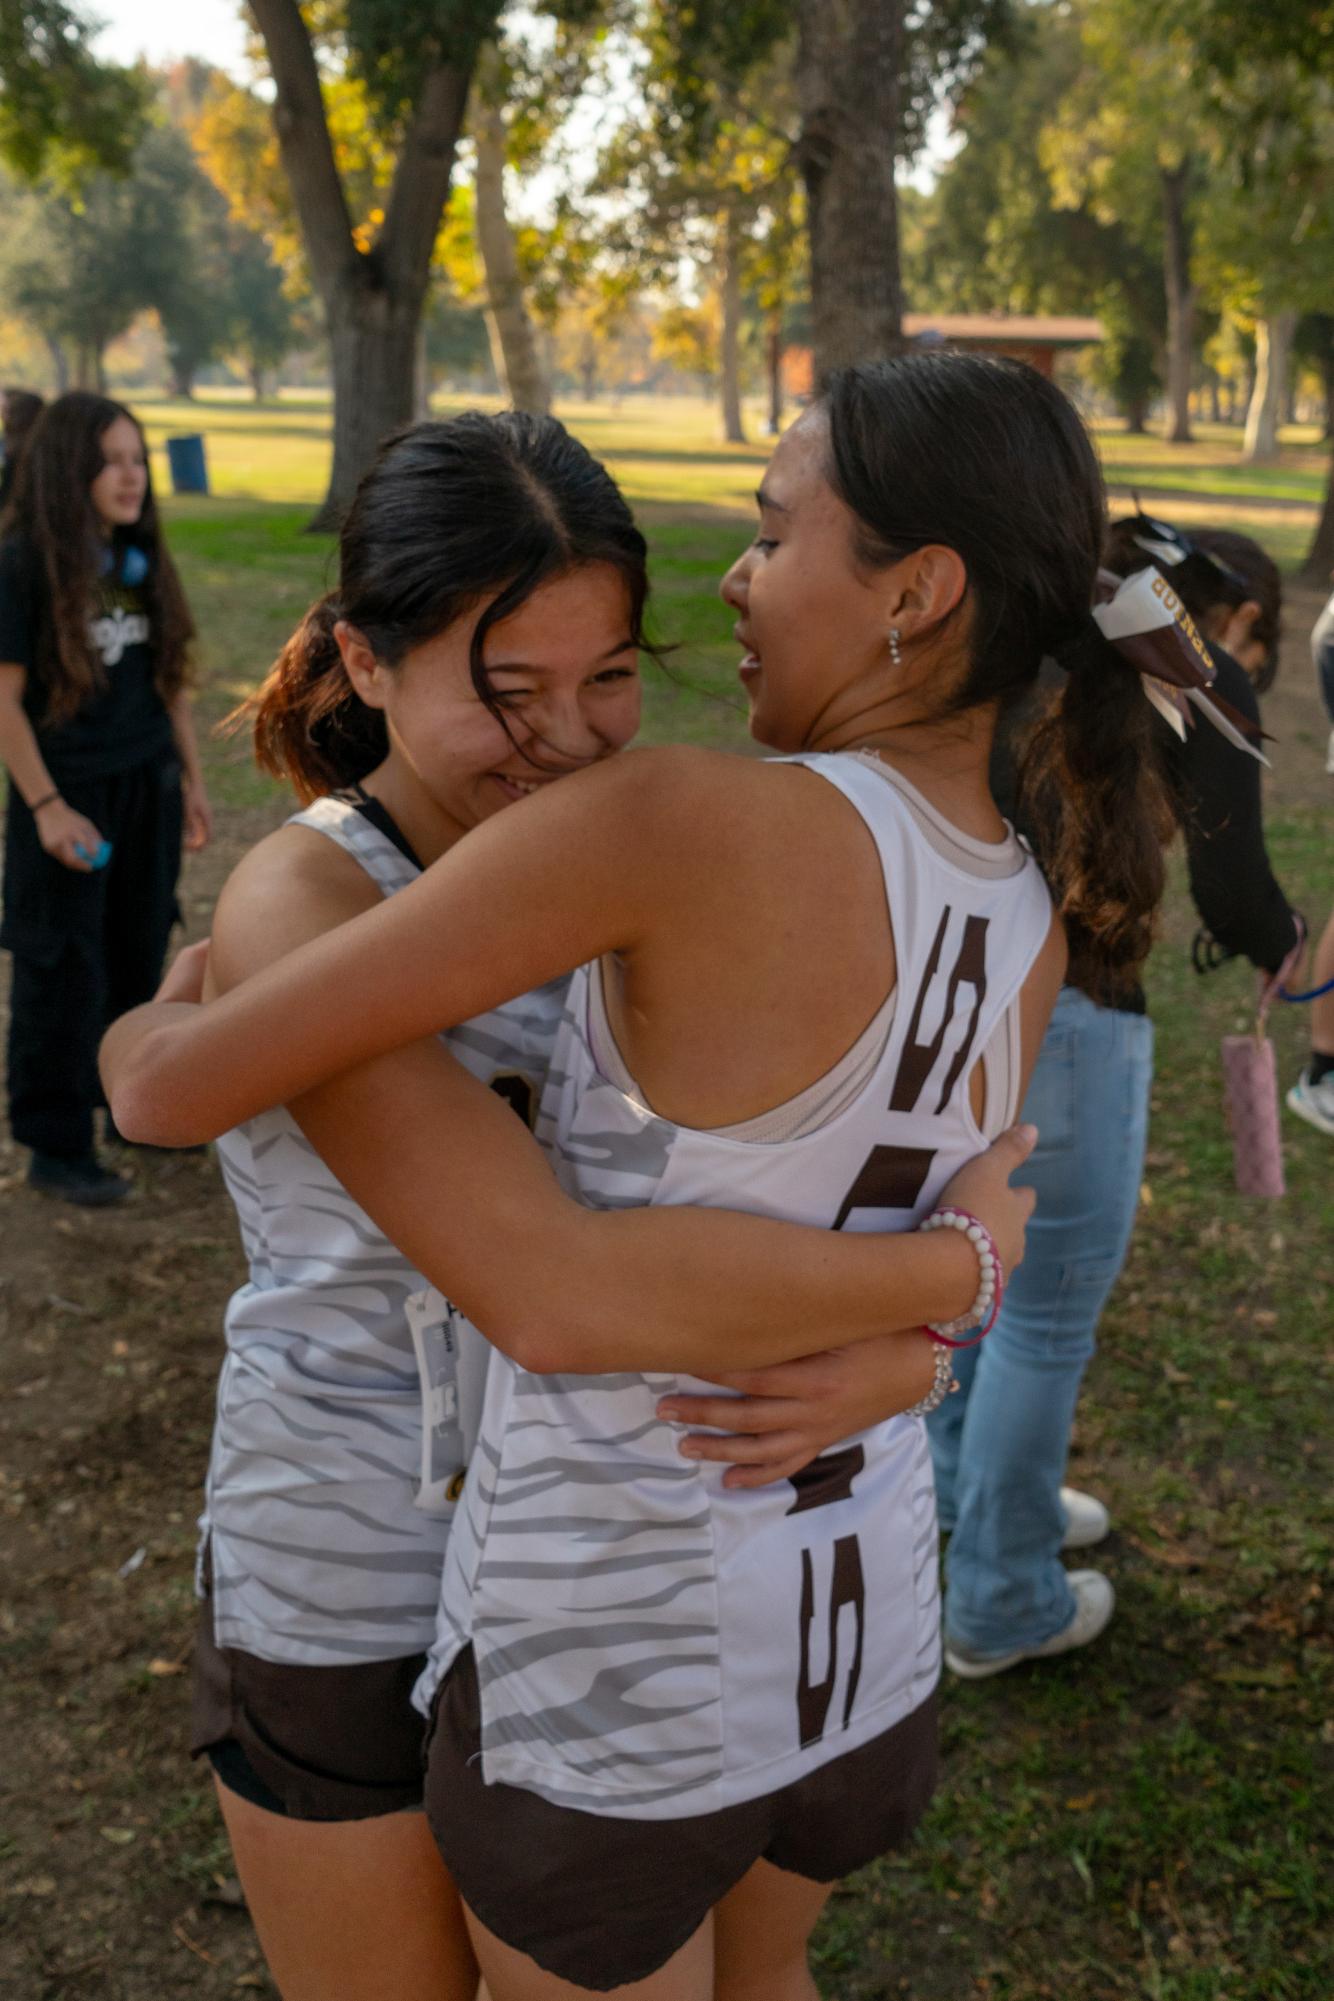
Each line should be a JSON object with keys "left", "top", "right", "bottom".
{"left": 166, "top": 434, "right": 209, "bottom": 495}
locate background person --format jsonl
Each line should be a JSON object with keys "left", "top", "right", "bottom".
{"left": 1286, "top": 587, "right": 1334, "bottom": 1134}
{"left": 930, "top": 511, "right": 1304, "bottom": 1679}
{"left": 0, "top": 387, "right": 44, "bottom": 512}
{"left": 0, "top": 391, "right": 211, "bottom": 1204}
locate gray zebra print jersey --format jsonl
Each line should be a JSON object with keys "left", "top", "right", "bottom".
{"left": 205, "top": 793, "right": 566, "bottom": 1667}
{"left": 417, "top": 751, "right": 1053, "bottom": 1817}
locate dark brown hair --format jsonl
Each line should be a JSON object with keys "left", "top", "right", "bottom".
{"left": 822, "top": 353, "right": 1175, "bottom": 1004}
{"left": 247, "top": 411, "right": 652, "bottom": 802}
{"left": 1105, "top": 516, "right": 1282, "bottom": 694}
{"left": 2, "top": 387, "right": 44, "bottom": 447}
{"left": 0, "top": 391, "right": 194, "bottom": 725}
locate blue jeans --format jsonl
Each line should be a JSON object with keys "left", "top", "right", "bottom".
{"left": 928, "top": 987, "right": 1154, "bottom": 1654}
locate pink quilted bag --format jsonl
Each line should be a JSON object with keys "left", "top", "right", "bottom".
{"left": 1220, "top": 1024, "right": 1284, "bottom": 1197}
{"left": 1219, "top": 937, "right": 1304, "bottom": 1198}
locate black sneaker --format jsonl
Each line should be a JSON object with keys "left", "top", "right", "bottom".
{"left": 27, "top": 1151, "right": 131, "bottom": 1207}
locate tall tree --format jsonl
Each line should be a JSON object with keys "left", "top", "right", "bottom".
{"left": 469, "top": 43, "right": 552, "bottom": 415}
{"left": 0, "top": 126, "right": 190, "bottom": 388}
{"left": 0, "top": 0, "right": 147, "bottom": 179}
{"left": 596, "top": 34, "right": 800, "bottom": 444}
{"left": 913, "top": 7, "right": 1164, "bottom": 430}
{"left": 647, "top": 0, "right": 1010, "bottom": 382}
{"left": 793, "top": 0, "right": 904, "bottom": 376}
{"left": 246, "top": 0, "right": 500, "bottom": 525}
{"left": 1042, "top": 0, "right": 1211, "bottom": 445}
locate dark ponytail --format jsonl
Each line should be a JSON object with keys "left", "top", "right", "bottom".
{"left": 821, "top": 352, "right": 1176, "bottom": 1002}
{"left": 248, "top": 596, "right": 389, "bottom": 803}
{"left": 242, "top": 410, "right": 652, "bottom": 800}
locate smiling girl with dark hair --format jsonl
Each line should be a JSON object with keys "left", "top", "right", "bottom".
{"left": 0, "top": 391, "right": 210, "bottom": 1204}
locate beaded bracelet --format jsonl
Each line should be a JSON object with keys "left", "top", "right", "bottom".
{"left": 904, "top": 1341, "right": 958, "bottom": 1418}
{"left": 918, "top": 1206, "right": 1003, "bottom": 1349}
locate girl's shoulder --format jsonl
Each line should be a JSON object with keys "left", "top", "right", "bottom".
{"left": 209, "top": 821, "right": 385, "bottom": 994}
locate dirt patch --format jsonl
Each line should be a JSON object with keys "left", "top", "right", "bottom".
{"left": 0, "top": 806, "right": 283, "bottom": 2000}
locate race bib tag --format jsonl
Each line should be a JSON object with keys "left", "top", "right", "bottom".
{"left": 407, "top": 1287, "right": 469, "bottom": 1519}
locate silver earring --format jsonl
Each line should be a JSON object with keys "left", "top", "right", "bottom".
{"left": 889, "top": 627, "right": 902, "bottom": 667}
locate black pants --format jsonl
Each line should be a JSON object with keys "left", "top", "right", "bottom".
{"left": 2, "top": 754, "right": 182, "bottom": 1157}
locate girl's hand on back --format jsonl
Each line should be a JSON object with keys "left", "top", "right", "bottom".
{"left": 936, "top": 1123, "right": 1038, "bottom": 1275}
{"left": 657, "top": 1333, "right": 940, "bottom": 1490}
{"left": 34, "top": 796, "right": 105, "bottom": 872}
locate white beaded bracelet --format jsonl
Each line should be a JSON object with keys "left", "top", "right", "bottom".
{"left": 918, "top": 1205, "right": 1003, "bottom": 1346}
{"left": 905, "top": 1341, "right": 958, "bottom": 1418}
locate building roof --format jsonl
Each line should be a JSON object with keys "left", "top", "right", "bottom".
{"left": 904, "top": 313, "right": 1104, "bottom": 346}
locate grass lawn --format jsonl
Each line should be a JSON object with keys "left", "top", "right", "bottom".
{"left": 1, "top": 397, "right": 1330, "bottom": 2000}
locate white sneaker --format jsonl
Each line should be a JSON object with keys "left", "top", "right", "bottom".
{"left": 1288, "top": 1067, "right": 1334, "bottom": 1138}
{"left": 1060, "top": 1486, "right": 1111, "bottom": 1549}
{"left": 944, "top": 1570, "right": 1115, "bottom": 1680}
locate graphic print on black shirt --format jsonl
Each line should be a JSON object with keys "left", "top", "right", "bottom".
{"left": 0, "top": 535, "right": 175, "bottom": 781}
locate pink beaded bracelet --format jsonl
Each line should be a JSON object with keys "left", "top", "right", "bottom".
{"left": 918, "top": 1206, "right": 1003, "bottom": 1350}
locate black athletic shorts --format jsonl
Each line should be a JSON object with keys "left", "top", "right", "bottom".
{"left": 191, "top": 1550, "right": 429, "bottom": 1823}
{"left": 423, "top": 1645, "right": 938, "bottom": 1991}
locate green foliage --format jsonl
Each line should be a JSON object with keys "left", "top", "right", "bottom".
{"left": 0, "top": 0, "right": 149, "bottom": 181}
{"left": 334, "top": 0, "right": 503, "bottom": 126}
{"left": 0, "top": 85, "right": 299, "bottom": 393}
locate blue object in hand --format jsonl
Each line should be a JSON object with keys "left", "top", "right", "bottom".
{"left": 75, "top": 840, "right": 113, "bottom": 870}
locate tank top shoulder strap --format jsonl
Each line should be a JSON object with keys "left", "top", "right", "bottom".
{"left": 784, "top": 751, "right": 1053, "bottom": 1104}
{"left": 287, "top": 792, "right": 420, "bottom": 900}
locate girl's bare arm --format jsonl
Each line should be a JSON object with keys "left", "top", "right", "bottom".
{"left": 152, "top": 824, "right": 1028, "bottom": 1381}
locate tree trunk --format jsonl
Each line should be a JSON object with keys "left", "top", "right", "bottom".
{"left": 321, "top": 283, "right": 425, "bottom": 529}
{"left": 171, "top": 367, "right": 195, "bottom": 399}
{"left": 795, "top": 0, "right": 904, "bottom": 380}
{"left": 1299, "top": 433, "right": 1334, "bottom": 583}
{"left": 45, "top": 337, "right": 69, "bottom": 394}
{"left": 414, "top": 317, "right": 431, "bottom": 420}
{"left": 1208, "top": 373, "right": 1221, "bottom": 423}
{"left": 250, "top": 363, "right": 265, "bottom": 402}
{"left": 719, "top": 208, "right": 747, "bottom": 445}
{"left": 249, "top": 0, "right": 480, "bottom": 527}
{"left": 1323, "top": 347, "right": 1334, "bottom": 440}
{"left": 767, "top": 312, "right": 784, "bottom": 435}
{"left": 1242, "top": 310, "right": 1296, "bottom": 464}
{"left": 1123, "top": 392, "right": 1149, "bottom": 434}
{"left": 580, "top": 343, "right": 597, "bottom": 401}
{"left": 474, "top": 101, "right": 550, "bottom": 417}
{"left": 1160, "top": 161, "right": 1195, "bottom": 444}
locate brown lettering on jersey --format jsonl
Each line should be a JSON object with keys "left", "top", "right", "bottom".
{"left": 786, "top": 1444, "right": 866, "bottom": 1516}
{"left": 832, "top": 1145, "right": 937, "bottom": 1230}
{"left": 797, "top": 1534, "right": 866, "bottom": 1747}
{"left": 889, "top": 909, "right": 990, "bottom": 1115}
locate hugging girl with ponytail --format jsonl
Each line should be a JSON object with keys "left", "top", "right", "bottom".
{"left": 135, "top": 405, "right": 1040, "bottom": 2001}
{"left": 100, "top": 353, "right": 1209, "bottom": 2001}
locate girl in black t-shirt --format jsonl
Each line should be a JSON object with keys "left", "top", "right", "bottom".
{"left": 0, "top": 391, "right": 211, "bottom": 1203}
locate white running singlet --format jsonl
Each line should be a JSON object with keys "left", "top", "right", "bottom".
{"left": 418, "top": 753, "right": 1054, "bottom": 1816}
{"left": 206, "top": 794, "right": 566, "bottom": 1666}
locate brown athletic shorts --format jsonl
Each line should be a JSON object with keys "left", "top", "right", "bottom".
{"left": 190, "top": 1548, "right": 429, "bottom": 1823}
{"left": 423, "top": 1645, "right": 938, "bottom": 1991}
